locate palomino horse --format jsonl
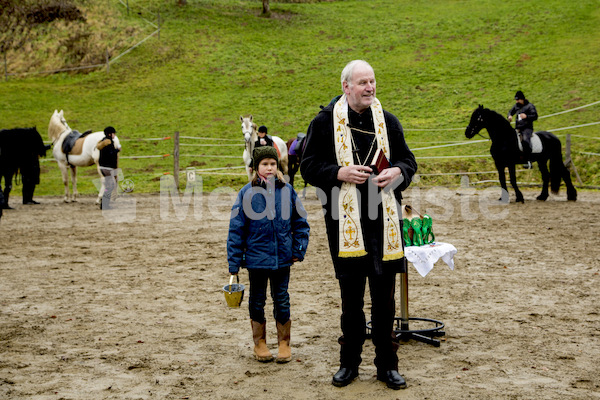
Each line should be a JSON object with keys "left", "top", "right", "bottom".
{"left": 240, "top": 115, "right": 288, "bottom": 181}
{"left": 48, "top": 110, "right": 121, "bottom": 203}
{"left": 465, "top": 105, "right": 576, "bottom": 203}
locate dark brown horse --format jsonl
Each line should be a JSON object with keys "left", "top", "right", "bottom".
{"left": 286, "top": 137, "right": 300, "bottom": 186}
{"left": 286, "top": 134, "right": 308, "bottom": 196}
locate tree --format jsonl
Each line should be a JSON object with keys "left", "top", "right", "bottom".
{"left": 262, "top": 0, "right": 270, "bottom": 16}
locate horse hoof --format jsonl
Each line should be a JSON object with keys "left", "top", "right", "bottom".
{"left": 516, "top": 198, "right": 525, "bottom": 203}
{"left": 536, "top": 195, "right": 548, "bottom": 201}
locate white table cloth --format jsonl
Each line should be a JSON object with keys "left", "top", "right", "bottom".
{"left": 404, "top": 242, "right": 457, "bottom": 277}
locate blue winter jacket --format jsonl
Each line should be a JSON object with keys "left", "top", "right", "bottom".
{"left": 227, "top": 178, "right": 310, "bottom": 274}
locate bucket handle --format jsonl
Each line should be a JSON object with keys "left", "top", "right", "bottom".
{"left": 228, "top": 274, "right": 239, "bottom": 294}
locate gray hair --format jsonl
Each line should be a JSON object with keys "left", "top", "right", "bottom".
{"left": 340, "top": 60, "right": 374, "bottom": 90}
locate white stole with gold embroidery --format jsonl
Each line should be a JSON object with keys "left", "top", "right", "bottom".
{"left": 333, "top": 95, "right": 404, "bottom": 261}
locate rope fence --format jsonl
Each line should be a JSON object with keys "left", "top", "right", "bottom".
{"left": 38, "top": 101, "right": 599, "bottom": 187}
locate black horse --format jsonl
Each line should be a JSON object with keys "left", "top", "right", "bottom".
{"left": 0, "top": 127, "right": 49, "bottom": 208}
{"left": 465, "top": 105, "right": 577, "bottom": 203}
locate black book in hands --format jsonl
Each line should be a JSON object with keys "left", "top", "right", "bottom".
{"left": 370, "top": 148, "right": 391, "bottom": 175}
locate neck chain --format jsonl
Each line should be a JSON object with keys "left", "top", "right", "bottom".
{"left": 348, "top": 125, "right": 377, "bottom": 166}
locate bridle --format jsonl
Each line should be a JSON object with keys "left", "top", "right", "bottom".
{"left": 241, "top": 119, "right": 254, "bottom": 141}
{"left": 466, "top": 112, "right": 490, "bottom": 140}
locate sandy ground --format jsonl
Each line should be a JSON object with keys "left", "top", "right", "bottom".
{"left": 1, "top": 186, "right": 599, "bottom": 400}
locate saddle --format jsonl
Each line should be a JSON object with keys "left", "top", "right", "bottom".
{"left": 516, "top": 131, "right": 543, "bottom": 154}
{"left": 61, "top": 129, "right": 93, "bottom": 164}
{"left": 293, "top": 132, "right": 306, "bottom": 156}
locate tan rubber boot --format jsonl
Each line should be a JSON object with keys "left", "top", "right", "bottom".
{"left": 251, "top": 320, "right": 273, "bottom": 362}
{"left": 276, "top": 320, "right": 292, "bottom": 363}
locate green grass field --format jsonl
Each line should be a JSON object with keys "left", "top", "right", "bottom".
{"left": 2, "top": 0, "right": 599, "bottom": 196}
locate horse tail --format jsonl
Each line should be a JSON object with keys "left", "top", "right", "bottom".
{"left": 548, "top": 134, "right": 564, "bottom": 194}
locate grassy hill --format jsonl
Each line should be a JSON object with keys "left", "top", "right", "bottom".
{"left": 1, "top": 0, "right": 599, "bottom": 196}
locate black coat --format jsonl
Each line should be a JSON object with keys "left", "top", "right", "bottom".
{"left": 507, "top": 100, "right": 538, "bottom": 132}
{"left": 98, "top": 138, "right": 119, "bottom": 169}
{"left": 300, "top": 99, "right": 417, "bottom": 277}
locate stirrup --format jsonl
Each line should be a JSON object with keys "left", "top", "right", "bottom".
{"left": 523, "top": 161, "right": 532, "bottom": 169}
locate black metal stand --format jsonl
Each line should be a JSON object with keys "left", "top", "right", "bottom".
{"left": 367, "top": 257, "right": 445, "bottom": 347}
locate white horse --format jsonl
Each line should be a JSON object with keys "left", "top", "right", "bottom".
{"left": 48, "top": 110, "right": 121, "bottom": 203}
{"left": 240, "top": 115, "right": 288, "bottom": 181}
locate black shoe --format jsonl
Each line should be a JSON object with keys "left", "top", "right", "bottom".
{"left": 23, "top": 200, "right": 40, "bottom": 205}
{"left": 377, "top": 370, "right": 407, "bottom": 390}
{"left": 332, "top": 367, "right": 358, "bottom": 387}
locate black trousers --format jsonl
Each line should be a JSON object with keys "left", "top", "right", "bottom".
{"left": 337, "top": 266, "right": 399, "bottom": 372}
{"left": 519, "top": 128, "right": 533, "bottom": 155}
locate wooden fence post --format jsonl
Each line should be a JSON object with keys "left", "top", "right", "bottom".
{"left": 564, "top": 133, "right": 583, "bottom": 185}
{"left": 174, "top": 131, "right": 180, "bottom": 192}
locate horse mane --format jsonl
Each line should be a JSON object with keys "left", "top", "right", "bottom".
{"left": 483, "top": 107, "right": 513, "bottom": 130}
{"left": 48, "top": 110, "right": 68, "bottom": 142}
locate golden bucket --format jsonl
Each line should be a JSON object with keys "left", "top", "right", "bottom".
{"left": 223, "top": 274, "right": 245, "bottom": 308}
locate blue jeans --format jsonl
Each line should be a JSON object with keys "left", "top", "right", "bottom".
{"left": 248, "top": 267, "right": 291, "bottom": 324}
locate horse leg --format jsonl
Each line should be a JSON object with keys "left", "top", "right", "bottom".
{"left": 70, "top": 165, "right": 78, "bottom": 202}
{"left": 550, "top": 153, "right": 578, "bottom": 201}
{"left": 57, "top": 161, "right": 71, "bottom": 203}
{"left": 1, "top": 172, "right": 14, "bottom": 209}
{"left": 536, "top": 159, "right": 550, "bottom": 201}
{"left": 562, "top": 163, "right": 578, "bottom": 201}
{"left": 495, "top": 162, "right": 510, "bottom": 203}
{"left": 288, "top": 158, "right": 298, "bottom": 186}
{"left": 508, "top": 164, "right": 524, "bottom": 203}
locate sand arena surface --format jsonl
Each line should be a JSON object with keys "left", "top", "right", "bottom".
{"left": 1, "top": 188, "right": 599, "bottom": 399}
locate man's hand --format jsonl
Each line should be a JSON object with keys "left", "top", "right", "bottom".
{"left": 519, "top": 113, "right": 527, "bottom": 120}
{"left": 372, "top": 167, "right": 402, "bottom": 188}
{"left": 338, "top": 165, "right": 373, "bottom": 184}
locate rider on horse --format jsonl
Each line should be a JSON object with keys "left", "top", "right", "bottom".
{"left": 255, "top": 125, "right": 274, "bottom": 149}
{"left": 507, "top": 90, "right": 538, "bottom": 168}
